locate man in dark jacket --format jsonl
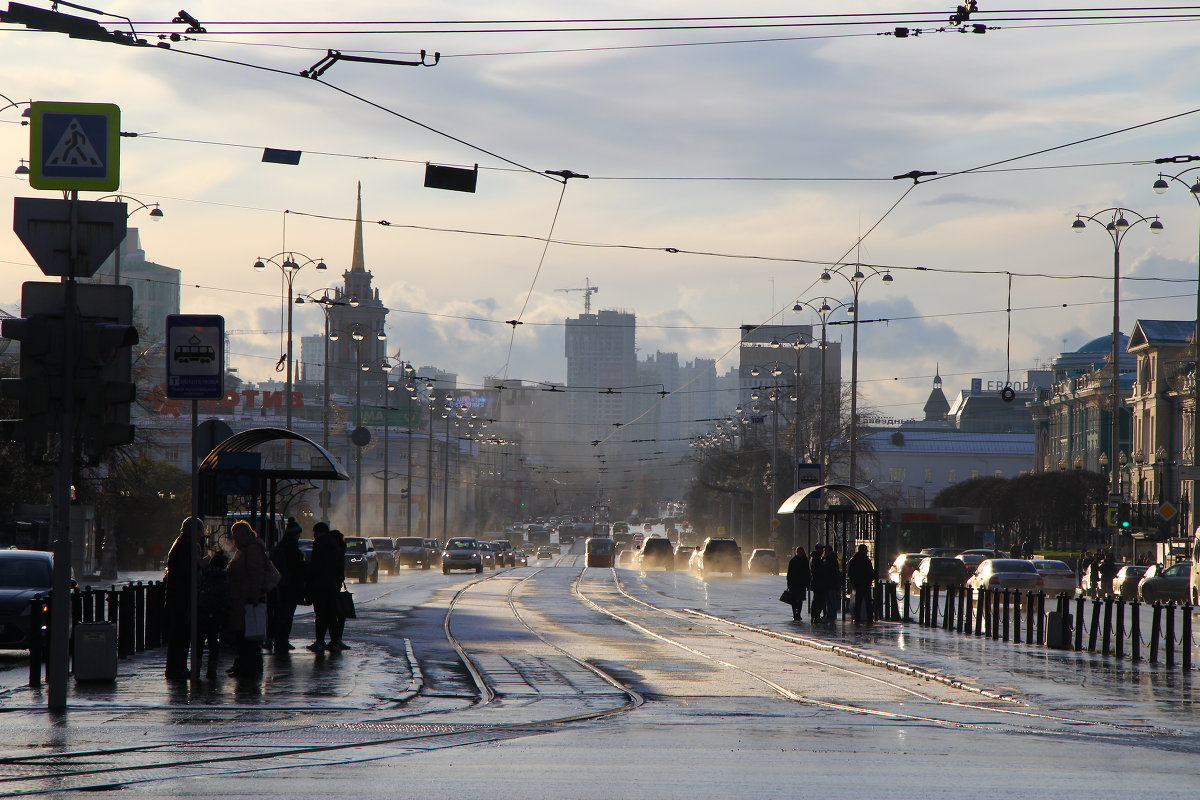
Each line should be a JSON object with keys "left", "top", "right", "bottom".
{"left": 164, "top": 516, "right": 204, "bottom": 680}
{"left": 785, "top": 546, "right": 811, "bottom": 621}
{"left": 269, "top": 518, "right": 306, "bottom": 654}
{"left": 306, "top": 522, "right": 343, "bottom": 652}
{"left": 808, "top": 546, "right": 826, "bottom": 623}
{"left": 822, "top": 548, "right": 842, "bottom": 623}
{"left": 847, "top": 544, "right": 876, "bottom": 624}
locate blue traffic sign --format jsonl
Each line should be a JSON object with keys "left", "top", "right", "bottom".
{"left": 28, "top": 101, "right": 120, "bottom": 191}
{"left": 166, "top": 314, "right": 225, "bottom": 399}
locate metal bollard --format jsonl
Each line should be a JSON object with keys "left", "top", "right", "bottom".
{"left": 82, "top": 587, "right": 95, "bottom": 624}
{"left": 889, "top": 582, "right": 900, "bottom": 621}
{"left": 1150, "top": 603, "right": 1162, "bottom": 664}
{"left": 148, "top": 581, "right": 164, "bottom": 647}
{"left": 106, "top": 586, "right": 119, "bottom": 628}
{"left": 71, "top": 587, "right": 83, "bottom": 627}
{"left": 133, "top": 582, "right": 145, "bottom": 652}
{"left": 117, "top": 585, "right": 135, "bottom": 658}
{"left": 1102, "top": 596, "right": 1113, "bottom": 656}
{"left": 1013, "top": 591, "right": 1021, "bottom": 643}
{"left": 944, "top": 584, "right": 955, "bottom": 630}
{"left": 903, "top": 581, "right": 912, "bottom": 622}
{"left": 931, "top": 584, "right": 941, "bottom": 628}
{"left": 1166, "top": 604, "right": 1177, "bottom": 668}
{"left": 1131, "top": 599, "right": 1141, "bottom": 662}
{"left": 1115, "top": 598, "right": 1125, "bottom": 659}
{"left": 992, "top": 588, "right": 1002, "bottom": 639}
{"left": 1036, "top": 593, "right": 1046, "bottom": 646}
{"left": 957, "top": 586, "right": 967, "bottom": 633}
{"left": 1183, "top": 606, "right": 1192, "bottom": 671}
{"left": 1002, "top": 588, "right": 1011, "bottom": 642}
{"left": 28, "top": 593, "right": 44, "bottom": 687}
{"left": 975, "top": 588, "right": 986, "bottom": 636}
{"left": 1087, "top": 597, "right": 1101, "bottom": 652}
{"left": 1026, "top": 593, "right": 1036, "bottom": 644}
{"left": 1075, "top": 595, "right": 1086, "bottom": 652}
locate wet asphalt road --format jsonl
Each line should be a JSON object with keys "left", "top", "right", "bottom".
{"left": 0, "top": 556, "right": 1198, "bottom": 799}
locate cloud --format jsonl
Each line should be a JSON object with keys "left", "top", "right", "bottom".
{"left": 917, "top": 193, "right": 1020, "bottom": 208}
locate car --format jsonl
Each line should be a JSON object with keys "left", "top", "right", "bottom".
{"left": 343, "top": 537, "right": 379, "bottom": 584}
{"left": 514, "top": 551, "right": 528, "bottom": 567}
{"left": 370, "top": 537, "right": 399, "bottom": 575}
{"left": 0, "top": 549, "right": 54, "bottom": 650}
{"left": 1031, "top": 559, "right": 1077, "bottom": 595}
{"left": 478, "top": 542, "right": 497, "bottom": 569}
{"left": 1113, "top": 565, "right": 1149, "bottom": 600}
{"left": 393, "top": 537, "right": 431, "bottom": 570}
{"left": 490, "top": 540, "right": 516, "bottom": 567}
{"left": 617, "top": 549, "right": 637, "bottom": 567}
{"left": 674, "top": 545, "right": 696, "bottom": 564}
{"left": 424, "top": 539, "right": 442, "bottom": 567}
{"left": 1138, "top": 562, "right": 1192, "bottom": 603}
{"left": 920, "top": 547, "right": 964, "bottom": 558}
{"left": 536, "top": 546, "right": 556, "bottom": 559}
{"left": 887, "top": 553, "right": 927, "bottom": 586}
{"left": 747, "top": 548, "right": 781, "bottom": 575}
{"left": 442, "top": 537, "right": 483, "bottom": 574}
{"left": 695, "top": 537, "right": 742, "bottom": 578}
{"left": 966, "top": 558, "right": 1042, "bottom": 591}
{"left": 639, "top": 537, "right": 676, "bottom": 570}
{"left": 910, "top": 556, "right": 968, "bottom": 590}
{"left": 1081, "top": 561, "right": 1129, "bottom": 597}
{"left": 957, "top": 549, "right": 1009, "bottom": 576}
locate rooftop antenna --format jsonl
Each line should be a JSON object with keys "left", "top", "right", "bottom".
{"left": 557, "top": 277, "right": 601, "bottom": 314}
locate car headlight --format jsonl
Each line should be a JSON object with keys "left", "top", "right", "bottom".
{"left": 350, "top": 556, "right": 363, "bottom": 562}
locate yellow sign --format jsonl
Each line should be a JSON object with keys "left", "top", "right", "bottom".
{"left": 1158, "top": 501, "right": 1178, "bottom": 522}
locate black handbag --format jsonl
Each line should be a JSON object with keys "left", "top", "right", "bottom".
{"left": 778, "top": 589, "right": 793, "bottom": 604}
{"left": 338, "top": 583, "right": 356, "bottom": 619}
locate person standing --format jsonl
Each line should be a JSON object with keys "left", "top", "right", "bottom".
{"left": 327, "top": 529, "right": 350, "bottom": 651}
{"left": 269, "top": 518, "right": 305, "bottom": 654}
{"left": 823, "top": 547, "right": 842, "bottom": 623}
{"left": 1098, "top": 551, "right": 1118, "bottom": 599}
{"left": 808, "top": 545, "right": 826, "bottom": 623}
{"left": 847, "top": 544, "right": 875, "bottom": 625}
{"left": 226, "top": 521, "right": 270, "bottom": 677}
{"left": 785, "top": 546, "right": 810, "bottom": 621}
{"left": 197, "top": 550, "right": 230, "bottom": 680}
{"left": 164, "top": 517, "right": 204, "bottom": 680}
{"left": 306, "top": 522, "right": 342, "bottom": 652}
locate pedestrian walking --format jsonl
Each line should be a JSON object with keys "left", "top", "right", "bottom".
{"left": 1088, "top": 554, "right": 1102, "bottom": 598}
{"left": 268, "top": 518, "right": 305, "bottom": 654}
{"left": 785, "top": 546, "right": 810, "bottom": 621}
{"left": 328, "top": 529, "right": 350, "bottom": 650}
{"left": 306, "top": 522, "right": 344, "bottom": 653}
{"left": 1098, "top": 551, "right": 1118, "bottom": 599}
{"left": 225, "top": 520, "right": 272, "bottom": 677}
{"left": 847, "top": 544, "right": 875, "bottom": 625}
{"left": 823, "top": 547, "right": 842, "bottom": 623}
{"left": 808, "top": 546, "right": 826, "bottom": 623}
{"left": 163, "top": 516, "right": 204, "bottom": 680}
{"left": 197, "top": 550, "right": 230, "bottom": 680}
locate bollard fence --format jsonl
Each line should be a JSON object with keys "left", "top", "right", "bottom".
{"left": 902, "top": 581, "right": 912, "bottom": 622}
{"left": 1002, "top": 589, "right": 1011, "bottom": 642}
{"left": 930, "top": 585, "right": 940, "bottom": 628}
{"left": 1166, "top": 604, "right": 1176, "bottom": 669}
{"left": 28, "top": 593, "right": 44, "bottom": 688}
{"left": 1150, "top": 603, "right": 1162, "bottom": 664}
{"left": 1184, "top": 606, "right": 1193, "bottom": 671}
{"left": 1131, "top": 599, "right": 1141, "bottom": 662}
{"left": 1115, "top": 599, "right": 1125, "bottom": 660}
{"left": 975, "top": 588, "right": 986, "bottom": 636}
{"left": 957, "top": 586, "right": 967, "bottom": 633}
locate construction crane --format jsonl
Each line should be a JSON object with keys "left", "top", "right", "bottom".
{"left": 557, "top": 278, "right": 600, "bottom": 314}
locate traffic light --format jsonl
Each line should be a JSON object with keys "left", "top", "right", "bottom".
{"left": 1118, "top": 502, "right": 1132, "bottom": 530}
{"left": 74, "top": 315, "right": 138, "bottom": 464}
{"left": 0, "top": 313, "right": 63, "bottom": 458}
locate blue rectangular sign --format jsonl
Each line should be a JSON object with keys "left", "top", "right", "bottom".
{"left": 166, "top": 314, "right": 225, "bottom": 399}
{"left": 28, "top": 101, "right": 121, "bottom": 191}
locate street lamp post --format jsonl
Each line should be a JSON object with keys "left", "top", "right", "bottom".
{"left": 1152, "top": 168, "right": 1200, "bottom": 532}
{"left": 296, "top": 290, "right": 356, "bottom": 523}
{"left": 1071, "top": 208, "right": 1163, "bottom": 547}
{"left": 820, "top": 265, "right": 894, "bottom": 488}
{"left": 253, "top": 252, "right": 327, "bottom": 439}
{"left": 97, "top": 195, "right": 164, "bottom": 286}
{"left": 791, "top": 298, "right": 851, "bottom": 479}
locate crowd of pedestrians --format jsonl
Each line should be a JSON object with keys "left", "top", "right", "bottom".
{"left": 784, "top": 544, "right": 875, "bottom": 625}
{"left": 161, "top": 515, "right": 354, "bottom": 681}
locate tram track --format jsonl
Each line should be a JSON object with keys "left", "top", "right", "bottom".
{"left": 572, "top": 567, "right": 1187, "bottom": 742}
{"left": 0, "top": 568, "right": 638, "bottom": 797}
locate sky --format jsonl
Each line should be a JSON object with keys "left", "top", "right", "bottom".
{"left": 4, "top": 2, "right": 1200, "bottom": 425}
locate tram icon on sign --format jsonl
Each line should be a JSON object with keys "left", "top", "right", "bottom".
{"left": 173, "top": 336, "right": 216, "bottom": 364}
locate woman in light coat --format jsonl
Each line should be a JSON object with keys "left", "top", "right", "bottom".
{"left": 225, "top": 521, "right": 269, "bottom": 676}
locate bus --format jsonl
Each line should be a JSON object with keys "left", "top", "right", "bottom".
{"left": 585, "top": 536, "right": 615, "bottom": 568}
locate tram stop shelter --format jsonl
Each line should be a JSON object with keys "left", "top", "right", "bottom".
{"left": 777, "top": 483, "right": 881, "bottom": 566}
{"left": 197, "top": 427, "right": 349, "bottom": 547}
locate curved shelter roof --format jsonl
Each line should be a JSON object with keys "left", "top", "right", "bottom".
{"left": 777, "top": 483, "right": 878, "bottom": 514}
{"left": 198, "top": 427, "right": 349, "bottom": 481}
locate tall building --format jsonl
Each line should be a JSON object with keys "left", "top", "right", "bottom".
{"left": 87, "top": 228, "right": 181, "bottom": 341}
{"left": 564, "top": 309, "right": 637, "bottom": 442}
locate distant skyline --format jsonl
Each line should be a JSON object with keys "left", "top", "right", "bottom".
{"left": 4, "top": 2, "right": 1200, "bottom": 426}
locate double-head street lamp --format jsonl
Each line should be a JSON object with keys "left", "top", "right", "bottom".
{"left": 1152, "top": 167, "right": 1200, "bottom": 530}
{"left": 1, "top": 94, "right": 31, "bottom": 175}
{"left": 295, "top": 289, "right": 357, "bottom": 523}
{"left": 820, "top": 264, "right": 893, "bottom": 488}
{"left": 1071, "top": 208, "right": 1163, "bottom": 546}
{"left": 344, "top": 322, "right": 385, "bottom": 537}
{"left": 793, "top": 297, "right": 851, "bottom": 478}
{"left": 96, "top": 194, "right": 164, "bottom": 285}
{"left": 253, "top": 252, "right": 327, "bottom": 437}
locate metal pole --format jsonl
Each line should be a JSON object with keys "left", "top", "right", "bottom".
{"left": 285, "top": 271, "right": 294, "bottom": 435}
{"left": 354, "top": 346, "right": 362, "bottom": 538}
{"left": 383, "top": 373, "right": 390, "bottom": 539}
{"left": 406, "top": 381, "right": 414, "bottom": 536}
{"left": 1111, "top": 240, "right": 1121, "bottom": 552}
{"left": 442, "top": 414, "right": 451, "bottom": 540}
{"left": 849, "top": 283, "right": 861, "bottom": 489}
{"left": 321, "top": 308, "right": 331, "bottom": 523}
{"left": 426, "top": 395, "right": 435, "bottom": 539}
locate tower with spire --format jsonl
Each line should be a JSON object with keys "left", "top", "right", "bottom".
{"left": 923, "top": 365, "right": 951, "bottom": 422}
{"left": 327, "top": 183, "right": 388, "bottom": 400}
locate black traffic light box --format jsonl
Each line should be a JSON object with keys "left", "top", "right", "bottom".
{"left": 0, "top": 281, "right": 138, "bottom": 462}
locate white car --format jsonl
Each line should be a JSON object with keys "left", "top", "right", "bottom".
{"left": 1031, "top": 559, "right": 1077, "bottom": 595}
{"left": 966, "top": 559, "right": 1043, "bottom": 592}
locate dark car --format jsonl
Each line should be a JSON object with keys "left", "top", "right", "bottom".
{"left": 1138, "top": 562, "right": 1192, "bottom": 603}
{"left": 957, "top": 549, "right": 1008, "bottom": 576}
{"left": 0, "top": 550, "right": 53, "bottom": 650}
{"left": 370, "top": 537, "right": 399, "bottom": 575}
{"left": 695, "top": 537, "right": 742, "bottom": 578}
{"left": 747, "top": 549, "right": 781, "bottom": 575}
{"left": 490, "top": 540, "right": 516, "bottom": 568}
{"left": 442, "top": 538, "right": 483, "bottom": 574}
{"left": 424, "top": 539, "right": 441, "bottom": 568}
{"left": 910, "top": 556, "right": 968, "bottom": 589}
{"left": 639, "top": 537, "right": 676, "bottom": 571}
{"left": 393, "top": 537, "right": 430, "bottom": 570}
{"left": 343, "top": 537, "right": 379, "bottom": 583}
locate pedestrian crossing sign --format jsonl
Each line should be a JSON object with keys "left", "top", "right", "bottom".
{"left": 28, "top": 101, "right": 120, "bottom": 191}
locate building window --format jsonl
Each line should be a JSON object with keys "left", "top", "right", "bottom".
{"left": 924, "top": 468, "right": 933, "bottom": 483}
{"left": 889, "top": 467, "right": 906, "bottom": 483}
{"left": 994, "top": 469, "right": 1004, "bottom": 478}
{"left": 948, "top": 468, "right": 957, "bottom": 483}
{"left": 970, "top": 469, "right": 980, "bottom": 480}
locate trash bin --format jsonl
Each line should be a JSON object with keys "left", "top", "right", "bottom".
{"left": 73, "top": 622, "right": 117, "bottom": 681}
{"left": 1045, "top": 611, "right": 1073, "bottom": 650}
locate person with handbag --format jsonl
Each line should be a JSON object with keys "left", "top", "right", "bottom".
{"left": 785, "top": 546, "right": 810, "bottom": 622}
{"left": 226, "top": 521, "right": 271, "bottom": 677}
{"left": 306, "top": 522, "right": 344, "bottom": 653}
{"left": 328, "top": 529, "right": 351, "bottom": 651}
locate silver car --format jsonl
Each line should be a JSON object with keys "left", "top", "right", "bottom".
{"left": 1031, "top": 559, "right": 1077, "bottom": 595}
{"left": 966, "top": 559, "right": 1043, "bottom": 592}
{"left": 441, "top": 537, "right": 483, "bottom": 574}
